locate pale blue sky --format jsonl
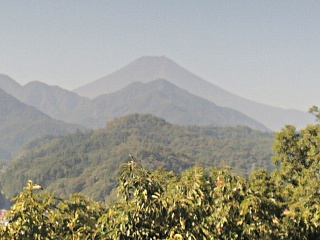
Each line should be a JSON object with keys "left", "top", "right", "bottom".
{"left": 0, "top": 1, "right": 319, "bottom": 111}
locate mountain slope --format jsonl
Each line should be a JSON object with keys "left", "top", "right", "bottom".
{"left": 72, "top": 79, "right": 269, "bottom": 131}
{"left": 74, "top": 56, "right": 314, "bottom": 130}
{"left": 0, "top": 77, "right": 91, "bottom": 123}
{"left": 13, "top": 81, "right": 90, "bottom": 122}
{"left": 0, "top": 89, "right": 85, "bottom": 160}
{"left": 0, "top": 76, "right": 269, "bottom": 131}
{"left": 1, "top": 114, "right": 274, "bottom": 201}
{"left": 0, "top": 74, "right": 21, "bottom": 96}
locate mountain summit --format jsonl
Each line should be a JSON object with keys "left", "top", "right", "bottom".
{"left": 74, "top": 56, "right": 314, "bottom": 130}
{"left": 74, "top": 56, "right": 189, "bottom": 98}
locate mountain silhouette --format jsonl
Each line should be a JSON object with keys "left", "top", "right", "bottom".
{"left": 72, "top": 79, "right": 269, "bottom": 130}
{"left": 0, "top": 88, "right": 85, "bottom": 160}
{"left": 74, "top": 56, "right": 314, "bottom": 130}
{"left": 0, "top": 75, "right": 268, "bottom": 131}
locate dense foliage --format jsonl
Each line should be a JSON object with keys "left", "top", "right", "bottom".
{"left": 1, "top": 114, "right": 274, "bottom": 201}
{"left": 2, "top": 121, "right": 320, "bottom": 239}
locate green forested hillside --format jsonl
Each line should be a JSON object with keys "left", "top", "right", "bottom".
{"left": 2, "top": 122, "right": 320, "bottom": 239}
{"left": 1, "top": 114, "right": 274, "bottom": 201}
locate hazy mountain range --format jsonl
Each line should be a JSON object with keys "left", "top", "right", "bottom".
{"left": 71, "top": 79, "right": 269, "bottom": 130}
{"left": 74, "top": 56, "right": 315, "bottom": 130}
{"left": 0, "top": 75, "right": 268, "bottom": 131}
{"left": 0, "top": 76, "right": 90, "bottom": 123}
{"left": 0, "top": 88, "right": 85, "bottom": 160}
{"left": 0, "top": 56, "right": 315, "bottom": 133}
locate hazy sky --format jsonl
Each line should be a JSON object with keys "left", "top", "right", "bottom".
{"left": 1, "top": 1, "right": 319, "bottom": 111}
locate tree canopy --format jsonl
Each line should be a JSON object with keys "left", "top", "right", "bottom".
{"left": 1, "top": 121, "right": 320, "bottom": 239}
{"left": 1, "top": 114, "right": 274, "bottom": 201}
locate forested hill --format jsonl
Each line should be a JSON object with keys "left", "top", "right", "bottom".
{"left": 2, "top": 114, "right": 274, "bottom": 202}
{"left": 0, "top": 89, "right": 86, "bottom": 160}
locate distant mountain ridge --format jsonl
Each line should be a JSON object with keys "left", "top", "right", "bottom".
{"left": 0, "top": 74, "right": 21, "bottom": 95}
{"left": 73, "top": 79, "right": 269, "bottom": 130}
{"left": 0, "top": 88, "right": 85, "bottom": 160}
{"left": 0, "top": 75, "right": 269, "bottom": 131}
{"left": 14, "top": 81, "right": 90, "bottom": 122}
{"left": 74, "top": 56, "right": 315, "bottom": 130}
